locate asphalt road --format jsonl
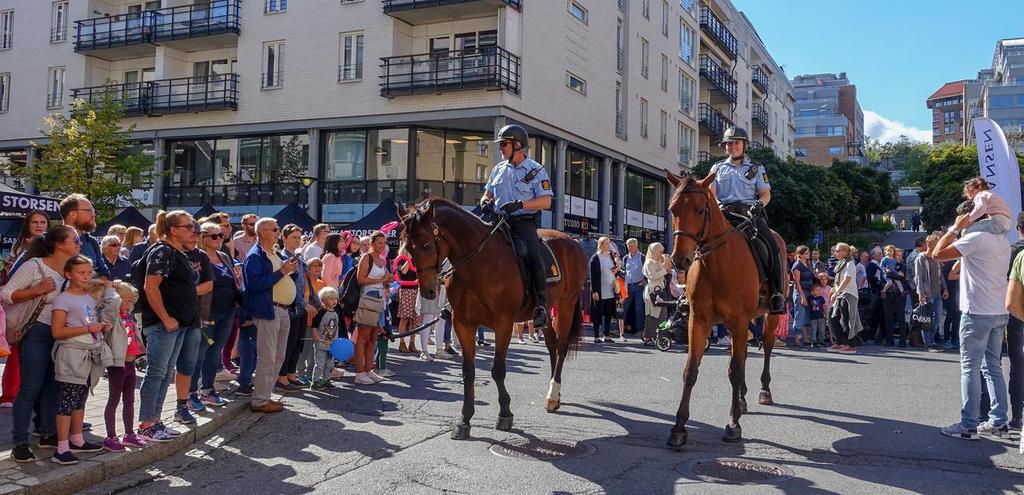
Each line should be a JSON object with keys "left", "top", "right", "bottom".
{"left": 87, "top": 335, "right": 1024, "bottom": 495}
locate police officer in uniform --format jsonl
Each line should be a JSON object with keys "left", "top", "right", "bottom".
{"left": 709, "top": 126, "right": 787, "bottom": 314}
{"left": 480, "top": 124, "right": 554, "bottom": 327}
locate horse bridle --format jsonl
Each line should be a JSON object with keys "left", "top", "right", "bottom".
{"left": 671, "top": 187, "right": 742, "bottom": 261}
{"left": 406, "top": 212, "right": 507, "bottom": 284}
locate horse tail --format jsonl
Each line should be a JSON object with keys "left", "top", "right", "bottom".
{"left": 568, "top": 291, "right": 584, "bottom": 355}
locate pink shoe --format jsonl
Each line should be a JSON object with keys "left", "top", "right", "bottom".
{"left": 103, "top": 437, "right": 126, "bottom": 452}
{"left": 122, "top": 433, "right": 148, "bottom": 448}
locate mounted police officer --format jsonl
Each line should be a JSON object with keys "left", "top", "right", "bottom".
{"left": 709, "top": 126, "right": 786, "bottom": 314}
{"left": 480, "top": 124, "right": 554, "bottom": 327}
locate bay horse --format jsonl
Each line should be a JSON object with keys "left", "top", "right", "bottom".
{"left": 398, "top": 198, "right": 587, "bottom": 440}
{"left": 664, "top": 171, "right": 786, "bottom": 448}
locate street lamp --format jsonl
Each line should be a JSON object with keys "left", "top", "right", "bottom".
{"left": 298, "top": 175, "right": 317, "bottom": 189}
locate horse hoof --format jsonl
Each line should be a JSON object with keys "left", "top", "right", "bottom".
{"left": 758, "top": 391, "right": 774, "bottom": 405}
{"left": 451, "top": 423, "right": 471, "bottom": 440}
{"left": 723, "top": 424, "right": 742, "bottom": 443}
{"left": 545, "top": 399, "right": 561, "bottom": 412}
{"left": 739, "top": 398, "right": 748, "bottom": 414}
{"left": 666, "top": 430, "right": 688, "bottom": 450}
{"left": 496, "top": 415, "right": 514, "bottom": 431}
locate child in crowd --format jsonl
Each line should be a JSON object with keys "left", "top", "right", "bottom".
{"left": 49, "top": 256, "right": 111, "bottom": 465}
{"left": 807, "top": 285, "right": 827, "bottom": 349}
{"left": 312, "top": 287, "right": 344, "bottom": 390}
{"left": 963, "top": 176, "right": 1013, "bottom": 235}
{"left": 815, "top": 273, "right": 832, "bottom": 345}
{"left": 102, "top": 281, "right": 147, "bottom": 452}
{"left": 416, "top": 276, "right": 449, "bottom": 360}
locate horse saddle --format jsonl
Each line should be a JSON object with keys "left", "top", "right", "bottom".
{"left": 720, "top": 204, "right": 769, "bottom": 285}
{"left": 497, "top": 222, "right": 562, "bottom": 287}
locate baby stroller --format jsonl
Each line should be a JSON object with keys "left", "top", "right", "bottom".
{"left": 650, "top": 286, "right": 690, "bottom": 352}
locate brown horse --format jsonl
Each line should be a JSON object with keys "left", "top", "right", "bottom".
{"left": 398, "top": 198, "right": 587, "bottom": 440}
{"left": 664, "top": 171, "right": 786, "bottom": 448}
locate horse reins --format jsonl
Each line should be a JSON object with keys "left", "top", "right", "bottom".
{"left": 671, "top": 188, "right": 749, "bottom": 262}
{"left": 415, "top": 214, "right": 508, "bottom": 285}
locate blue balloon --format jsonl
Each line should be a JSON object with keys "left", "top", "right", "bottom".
{"left": 330, "top": 338, "right": 355, "bottom": 362}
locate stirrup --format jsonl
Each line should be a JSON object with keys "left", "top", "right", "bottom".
{"left": 769, "top": 294, "right": 786, "bottom": 315}
{"left": 532, "top": 306, "right": 549, "bottom": 327}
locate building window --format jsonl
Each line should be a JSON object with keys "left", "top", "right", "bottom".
{"left": 828, "top": 146, "right": 843, "bottom": 156}
{"left": 616, "top": 19, "right": 625, "bottom": 75}
{"left": 0, "top": 73, "right": 9, "bottom": 112}
{"left": 416, "top": 130, "right": 494, "bottom": 205}
{"left": 262, "top": 41, "right": 285, "bottom": 89}
{"left": 46, "top": 66, "right": 64, "bottom": 109}
{"left": 615, "top": 81, "right": 625, "bottom": 139}
{"left": 660, "top": 54, "right": 668, "bottom": 91}
{"left": 678, "top": 122, "right": 694, "bottom": 166}
{"left": 944, "top": 124, "right": 954, "bottom": 134}
{"left": 566, "top": 148, "right": 599, "bottom": 201}
{"left": 943, "top": 110, "right": 956, "bottom": 124}
{"left": 339, "top": 32, "right": 364, "bottom": 81}
{"left": 50, "top": 1, "right": 68, "bottom": 43}
{"left": 795, "top": 148, "right": 808, "bottom": 157}
{"left": 678, "top": 71, "right": 694, "bottom": 115}
{"left": 661, "top": 0, "right": 669, "bottom": 36}
{"left": 617, "top": 0, "right": 626, "bottom": 13}
{"left": 567, "top": 72, "right": 586, "bottom": 95}
{"left": 640, "top": 98, "right": 649, "bottom": 139}
{"left": 0, "top": 11, "right": 12, "bottom": 50}
{"left": 568, "top": 1, "right": 588, "bottom": 24}
{"left": 640, "top": 38, "right": 649, "bottom": 79}
{"left": 642, "top": 0, "right": 650, "bottom": 19}
{"left": 679, "top": 19, "right": 693, "bottom": 65}
{"left": 265, "top": 0, "right": 286, "bottom": 13}
{"left": 659, "top": 110, "right": 667, "bottom": 148}
{"left": 681, "top": 0, "right": 695, "bottom": 14}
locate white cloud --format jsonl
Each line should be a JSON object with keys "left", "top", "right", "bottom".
{"left": 863, "top": 110, "right": 932, "bottom": 144}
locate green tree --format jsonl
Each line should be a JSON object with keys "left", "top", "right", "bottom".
{"left": 17, "top": 90, "right": 157, "bottom": 222}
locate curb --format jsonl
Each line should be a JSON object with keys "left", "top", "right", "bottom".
{"left": 8, "top": 396, "right": 250, "bottom": 495}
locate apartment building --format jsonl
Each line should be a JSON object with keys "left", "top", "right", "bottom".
{"left": 0, "top": 0, "right": 790, "bottom": 244}
{"left": 965, "top": 38, "right": 1024, "bottom": 152}
{"left": 790, "top": 72, "right": 864, "bottom": 166}
{"left": 694, "top": 0, "right": 794, "bottom": 163}
{"left": 925, "top": 80, "right": 967, "bottom": 145}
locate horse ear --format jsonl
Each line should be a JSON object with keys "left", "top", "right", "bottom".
{"left": 698, "top": 172, "right": 716, "bottom": 190}
{"left": 665, "top": 170, "right": 682, "bottom": 188}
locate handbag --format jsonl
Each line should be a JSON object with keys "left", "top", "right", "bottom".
{"left": 5, "top": 259, "right": 48, "bottom": 346}
{"left": 354, "top": 293, "right": 385, "bottom": 327}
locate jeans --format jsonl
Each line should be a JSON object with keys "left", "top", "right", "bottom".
{"left": 923, "top": 295, "right": 944, "bottom": 346}
{"left": 190, "top": 310, "right": 235, "bottom": 394}
{"left": 1008, "top": 317, "right": 1024, "bottom": 423}
{"left": 943, "top": 290, "right": 961, "bottom": 345}
{"left": 623, "top": 283, "right": 646, "bottom": 334}
{"left": 138, "top": 323, "right": 188, "bottom": 423}
{"left": 809, "top": 319, "right": 827, "bottom": 342}
{"left": 790, "top": 289, "right": 810, "bottom": 336}
{"left": 880, "top": 290, "right": 907, "bottom": 344}
{"left": 313, "top": 348, "right": 333, "bottom": 382}
{"left": 959, "top": 313, "right": 1009, "bottom": 429}
{"left": 12, "top": 322, "right": 58, "bottom": 445}
{"left": 236, "top": 324, "right": 257, "bottom": 388}
{"left": 965, "top": 214, "right": 1012, "bottom": 235}
{"left": 174, "top": 327, "right": 202, "bottom": 376}
{"left": 444, "top": 319, "right": 452, "bottom": 343}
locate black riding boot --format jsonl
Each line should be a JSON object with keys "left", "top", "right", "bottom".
{"left": 509, "top": 216, "right": 549, "bottom": 327}
{"left": 753, "top": 214, "right": 786, "bottom": 315}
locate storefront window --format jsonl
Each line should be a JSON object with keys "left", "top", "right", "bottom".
{"left": 170, "top": 139, "right": 215, "bottom": 187}
{"left": 415, "top": 129, "right": 492, "bottom": 206}
{"left": 623, "top": 168, "right": 667, "bottom": 249}
{"left": 263, "top": 134, "right": 309, "bottom": 183}
{"left": 567, "top": 148, "right": 598, "bottom": 200}
{"left": 324, "top": 131, "right": 366, "bottom": 181}
{"left": 367, "top": 129, "right": 408, "bottom": 181}
{"left": 0, "top": 149, "right": 28, "bottom": 191}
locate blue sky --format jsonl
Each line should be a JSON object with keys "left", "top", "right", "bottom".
{"left": 732, "top": 0, "right": 1022, "bottom": 143}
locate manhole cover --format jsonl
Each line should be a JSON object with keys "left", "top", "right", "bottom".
{"left": 489, "top": 438, "right": 595, "bottom": 461}
{"left": 677, "top": 457, "right": 793, "bottom": 484}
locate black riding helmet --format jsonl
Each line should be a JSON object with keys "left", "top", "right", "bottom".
{"left": 494, "top": 124, "right": 530, "bottom": 151}
{"left": 719, "top": 126, "right": 749, "bottom": 147}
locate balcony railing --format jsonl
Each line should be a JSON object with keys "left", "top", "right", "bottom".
{"left": 699, "top": 54, "right": 737, "bottom": 102}
{"left": 697, "top": 151, "right": 721, "bottom": 163}
{"left": 380, "top": 46, "right": 520, "bottom": 98}
{"left": 752, "top": 66, "right": 769, "bottom": 94}
{"left": 382, "top": 0, "right": 521, "bottom": 11}
{"left": 699, "top": 6, "right": 737, "bottom": 60}
{"left": 74, "top": 0, "right": 240, "bottom": 53}
{"left": 698, "top": 103, "right": 733, "bottom": 141}
{"left": 261, "top": 71, "right": 284, "bottom": 89}
{"left": 163, "top": 183, "right": 308, "bottom": 208}
{"left": 751, "top": 103, "right": 769, "bottom": 128}
{"left": 616, "top": 111, "right": 626, "bottom": 138}
{"left": 73, "top": 75, "right": 238, "bottom": 116}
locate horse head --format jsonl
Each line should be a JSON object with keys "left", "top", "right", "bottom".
{"left": 398, "top": 199, "right": 447, "bottom": 300}
{"left": 666, "top": 170, "right": 717, "bottom": 273}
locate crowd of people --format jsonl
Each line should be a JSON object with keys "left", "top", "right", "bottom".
{"left": 0, "top": 194, "right": 471, "bottom": 466}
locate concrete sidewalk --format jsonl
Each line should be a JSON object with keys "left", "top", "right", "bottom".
{"left": 0, "top": 363, "right": 252, "bottom": 495}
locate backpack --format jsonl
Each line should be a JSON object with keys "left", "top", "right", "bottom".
{"left": 339, "top": 255, "right": 371, "bottom": 316}
{"left": 129, "top": 243, "right": 162, "bottom": 314}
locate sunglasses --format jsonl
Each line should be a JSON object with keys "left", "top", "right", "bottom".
{"left": 205, "top": 233, "right": 224, "bottom": 240}
{"left": 70, "top": 236, "right": 82, "bottom": 246}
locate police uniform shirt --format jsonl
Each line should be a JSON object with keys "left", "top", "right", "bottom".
{"left": 710, "top": 156, "right": 770, "bottom": 205}
{"left": 485, "top": 157, "right": 554, "bottom": 216}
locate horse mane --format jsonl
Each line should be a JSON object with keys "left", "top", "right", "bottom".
{"left": 403, "top": 197, "right": 489, "bottom": 234}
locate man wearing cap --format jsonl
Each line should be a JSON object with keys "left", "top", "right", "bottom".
{"left": 480, "top": 124, "right": 554, "bottom": 327}
{"left": 708, "top": 126, "right": 786, "bottom": 314}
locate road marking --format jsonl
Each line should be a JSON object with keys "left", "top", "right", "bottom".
{"left": 660, "top": 376, "right": 671, "bottom": 382}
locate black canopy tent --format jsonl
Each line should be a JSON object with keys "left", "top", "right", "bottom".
{"left": 94, "top": 206, "right": 152, "bottom": 236}
{"left": 273, "top": 202, "right": 318, "bottom": 232}
{"left": 193, "top": 203, "right": 219, "bottom": 220}
{"left": 342, "top": 200, "right": 400, "bottom": 236}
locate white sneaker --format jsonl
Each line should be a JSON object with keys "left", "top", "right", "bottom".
{"left": 517, "top": 337, "right": 527, "bottom": 344}
{"left": 215, "top": 369, "right": 237, "bottom": 382}
{"left": 420, "top": 352, "right": 434, "bottom": 362}
{"left": 435, "top": 350, "right": 453, "bottom": 360}
{"left": 330, "top": 368, "right": 344, "bottom": 379}
{"left": 531, "top": 335, "right": 540, "bottom": 343}
{"left": 368, "top": 371, "right": 386, "bottom": 382}
{"left": 978, "top": 420, "right": 1010, "bottom": 438}
{"left": 719, "top": 336, "right": 733, "bottom": 348}
{"left": 378, "top": 369, "right": 397, "bottom": 378}
{"left": 354, "top": 373, "right": 376, "bottom": 385}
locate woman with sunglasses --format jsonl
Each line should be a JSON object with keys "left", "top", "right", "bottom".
{"left": 2, "top": 225, "right": 82, "bottom": 462}
{"left": 186, "top": 223, "right": 239, "bottom": 412}
{"left": 101, "top": 235, "right": 131, "bottom": 281}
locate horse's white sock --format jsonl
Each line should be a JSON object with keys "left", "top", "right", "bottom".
{"left": 546, "top": 379, "right": 561, "bottom": 401}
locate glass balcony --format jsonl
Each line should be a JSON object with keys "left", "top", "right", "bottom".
{"left": 699, "top": 54, "right": 737, "bottom": 103}
{"left": 72, "top": 74, "right": 238, "bottom": 116}
{"left": 382, "top": 0, "right": 521, "bottom": 25}
{"left": 699, "top": 6, "right": 737, "bottom": 60}
{"left": 74, "top": 0, "right": 240, "bottom": 60}
{"left": 380, "top": 45, "right": 520, "bottom": 98}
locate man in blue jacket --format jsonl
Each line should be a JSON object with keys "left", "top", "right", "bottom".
{"left": 242, "top": 218, "right": 298, "bottom": 413}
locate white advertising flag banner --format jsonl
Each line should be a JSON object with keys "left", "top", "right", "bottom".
{"left": 973, "top": 118, "right": 1022, "bottom": 242}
